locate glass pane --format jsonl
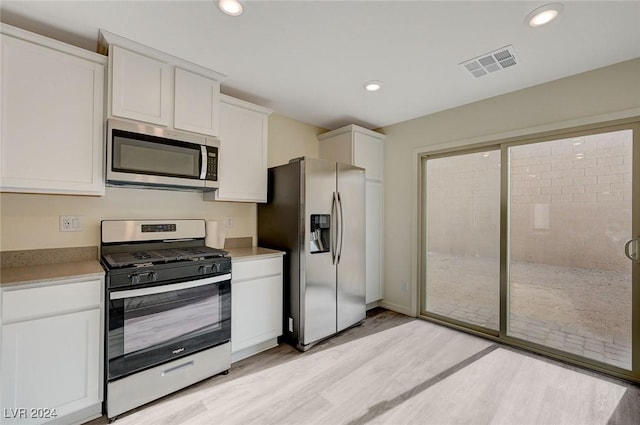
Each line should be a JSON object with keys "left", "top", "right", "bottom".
{"left": 124, "top": 286, "right": 221, "bottom": 355}
{"left": 508, "top": 130, "right": 633, "bottom": 370}
{"left": 425, "top": 150, "right": 500, "bottom": 330}
{"left": 114, "top": 134, "right": 200, "bottom": 178}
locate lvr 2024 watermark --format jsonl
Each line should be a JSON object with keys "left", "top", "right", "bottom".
{"left": 3, "top": 408, "right": 58, "bottom": 419}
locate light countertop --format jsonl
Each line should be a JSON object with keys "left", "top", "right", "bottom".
{"left": 0, "top": 260, "right": 105, "bottom": 288}
{"left": 225, "top": 247, "right": 285, "bottom": 262}
{"left": 0, "top": 245, "right": 284, "bottom": 287}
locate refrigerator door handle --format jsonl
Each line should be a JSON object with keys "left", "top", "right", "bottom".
{"left": 336, "top": 192, "right": 344, "bottom": 264}
{"left": 330, "top": 192, "right": 338, "bottom": 265}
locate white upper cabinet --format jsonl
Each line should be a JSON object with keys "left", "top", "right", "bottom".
{"left": 101, "top": 30, "right": 225, "bottom": 137}
{"left": 0, "top": 24, "right": 106, "bottom": 196}
{"left": 353, "top": 132, "right": 384, "bottom": 181}
{"left": 318, "top": 125, "right": 385, "bottom": 181}
{"left": 174, "top": 68, "right": 220, "bottom": 136}
{"left": 110, "top": 45, "right": 171, "bottom": 126}
{"left": 207, "top": 95, "right": 272, "bottom": 203}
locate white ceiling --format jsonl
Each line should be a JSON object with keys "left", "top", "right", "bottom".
{"left": 2, "top": 1, "right": 640, "bottom": 130}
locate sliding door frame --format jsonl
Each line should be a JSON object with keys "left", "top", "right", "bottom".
{"left": 417, "top": 117, "right": 640, "bottom": 383}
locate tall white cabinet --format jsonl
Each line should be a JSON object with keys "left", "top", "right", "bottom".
{"left": 0, "top": 24, "right": 106, "bottom": 196}
{"left": 318, "top": 125, "right": 386, "bottom": 305}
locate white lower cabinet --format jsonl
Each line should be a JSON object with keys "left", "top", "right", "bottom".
{"left": 231, "top": 256, "right": 283, "bottom": 362}
{"left": 0, "top": 277, "right": 104, "bottom": 425}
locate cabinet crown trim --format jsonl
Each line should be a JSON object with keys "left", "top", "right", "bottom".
{"left": 98, "top": 29, "right": 226, "bottom": 81}
{"left": 317, "top": 124, "right": 386, "bottom": 141}
{"left": 0, "top": 23, "right": 107, "bottom": 64}
{"left": 220, "top": 94, "right": 273, "bottom": 115}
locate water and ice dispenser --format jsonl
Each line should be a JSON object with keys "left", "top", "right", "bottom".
{"left": 310, "top": 214, "right": 330, "bottom": 253}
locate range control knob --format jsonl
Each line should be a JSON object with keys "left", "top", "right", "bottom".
{"left": 128, "top": 273, "right": 140, "bottom": 285}
{"left": 148, "top": 271, "right": 158, "bottom": 282}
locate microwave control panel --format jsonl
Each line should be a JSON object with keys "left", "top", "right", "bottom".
{"left": 206, "top": 147, "right": 218, "bottom": 181}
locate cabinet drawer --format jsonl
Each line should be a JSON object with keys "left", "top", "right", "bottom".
{"left": 232, "top": 257, "right": 282, "bottom": 281}
{"left": 2, "top": 279, "right": 102, "bottom": 323}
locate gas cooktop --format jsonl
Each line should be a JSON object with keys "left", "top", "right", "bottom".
{"left": 102, "top": 246, "right": 227, "bottom": 269}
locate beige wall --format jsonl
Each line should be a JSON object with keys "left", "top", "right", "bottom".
{"left": 268, "top": 113, "right": 325, "bottom": 167}
{"left": 0, "top": 112, "right": 322, "bottom": 252}
{"left": 380, "top": 58, "right": 640, "bottom": 315}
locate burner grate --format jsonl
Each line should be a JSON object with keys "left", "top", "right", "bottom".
{"left": 102, "top": 246, "right": 227, "bottom": 269}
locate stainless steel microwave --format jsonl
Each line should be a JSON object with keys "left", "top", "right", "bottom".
{"left": 106, "top": 119, "right": 219, "bottom": 191}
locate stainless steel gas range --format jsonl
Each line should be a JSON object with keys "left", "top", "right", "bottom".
{"left": 100, "top": 219, "right": 231, "bottom": 419}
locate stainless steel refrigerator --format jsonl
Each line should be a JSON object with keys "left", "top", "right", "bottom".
{"left": 258, "top": 157, "right": 366, "bottom": 351}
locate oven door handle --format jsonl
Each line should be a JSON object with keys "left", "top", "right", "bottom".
{"left": 109, "top": 273, "right": 231, "bottom": 300}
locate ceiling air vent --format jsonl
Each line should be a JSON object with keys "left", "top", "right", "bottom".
{"left": 460, "top": 45, "right": 517, "bottom": 78}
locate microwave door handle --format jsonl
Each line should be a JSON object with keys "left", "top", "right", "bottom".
{"left": 199, "top": 146, "right": 207, "bottom": 180}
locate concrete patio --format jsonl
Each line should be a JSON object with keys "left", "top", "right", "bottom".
{"left": 426, "top": 253, "right": 632, "bottom": 370}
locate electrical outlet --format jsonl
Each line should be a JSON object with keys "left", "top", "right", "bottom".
{"left": 401, "top": 281, "right": 410, "bottom": 293}
{"left": 59, "top": 215, "right": 82, "bottom": 232}
{"left": 288, "top": 317, "right": 294, "bottom": 332}
{"left": 226, "top": 216, "right": 234, "bottom": 228}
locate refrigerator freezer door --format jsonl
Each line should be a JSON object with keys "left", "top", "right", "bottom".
{"left": 336, "top": 163, "right": 366, "bottom": 331}
{"left": 257, "top": 162, "right": 302, "bottom": 343}
{"left": 302, "top": 158, "right": 338, "bottom": 346}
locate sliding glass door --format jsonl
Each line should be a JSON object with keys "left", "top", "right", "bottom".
{"left": 507, "top": 130, "right": 633, "bottom": 370}
{"left": 420, "top": 122, "right": 639, "bottom": 381}
{"left": 423, "top": 149, "right": 500, "bottom": 332}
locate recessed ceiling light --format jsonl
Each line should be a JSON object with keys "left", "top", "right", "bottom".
{"left": 526, "top": 3, "right": 564, "bottom": 27}
{"left": 363, "top": 80, "right": 382, "bottom": 92}
{"left": 219, "top": 0, "right": 243, "bottom": 16}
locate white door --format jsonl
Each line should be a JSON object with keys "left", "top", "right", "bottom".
{"left": 365, "top": 180, "right": 383, "bottom": 303}
{"left": 174, "top": 68, "right": 220, "bottom": 137}
{"left": 110, "top": 45, "right": 171, "bottom": 126}
{"left": 0, "top": 34, "right": 105, "bottom": 195}
{"left": 1, "top": 309, "right": 101, "bottom": 424}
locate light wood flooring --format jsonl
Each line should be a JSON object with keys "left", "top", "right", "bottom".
{"left": 91, "top": 308, "right": 640, "bottom": 425}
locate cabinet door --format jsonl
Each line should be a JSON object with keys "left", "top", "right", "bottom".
{"left": 366, "top": 181, "right": 384, "bottom": 303}
{"left": 174, "top": 68, "right": 220, "bottom": 137}
{"left": 215, "top": 101, "right": 268, "bottom": 202}
{"left": 110, "top": 45, "right": 171, "bottom": 126}
{"left": 354, "top": 133, "right": 384, "bottom": 181}
{"left": 232, "top": 275, "right": 283, "bottom": 353}
{"left": 0, "top": 34, "right": 105, "bottom": 195}
{"left": 1, "top": 309, "right": 101, "bottom": 424}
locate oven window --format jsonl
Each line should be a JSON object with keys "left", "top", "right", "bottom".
{"left": 123, "top": 285, "right": 220, "bottom": 355}
{"left": 113, "top": 132, "right": 201, "bottom": 179}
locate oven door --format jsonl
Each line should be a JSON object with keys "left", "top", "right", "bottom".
{"left": 107, "top": 274, "right": 230, "bottom": 381}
